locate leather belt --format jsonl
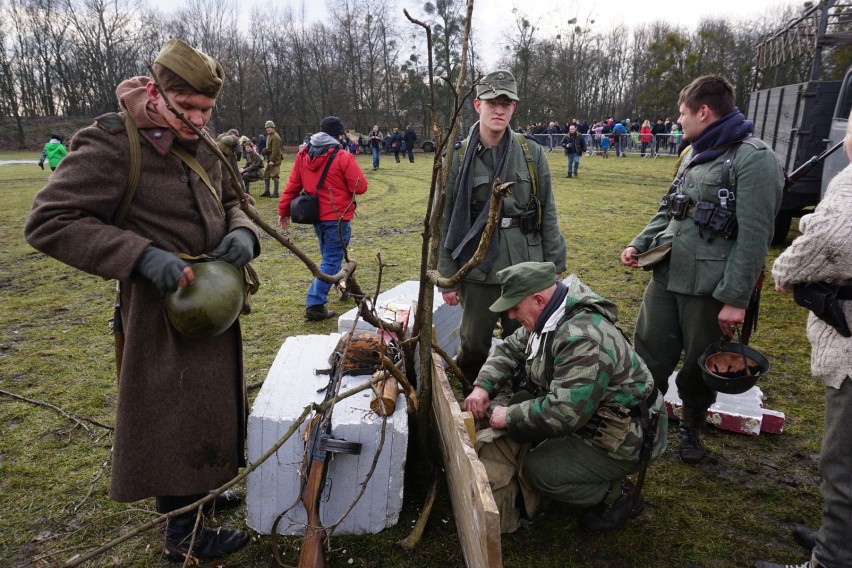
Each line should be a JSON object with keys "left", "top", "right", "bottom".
{"left": 500, "top": 217, "right": 520, "bottom": 229}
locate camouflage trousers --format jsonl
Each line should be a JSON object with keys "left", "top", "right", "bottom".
{"left": 477, "top": 427, "right": 639, "bottom": 533}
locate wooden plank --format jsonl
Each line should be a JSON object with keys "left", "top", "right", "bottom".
{"left": 431, "top": 352, "right": 501, "bottom": 568}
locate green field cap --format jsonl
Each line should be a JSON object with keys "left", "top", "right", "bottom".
{"left": 490, "top": 261, "right": 556, "bottom": 312}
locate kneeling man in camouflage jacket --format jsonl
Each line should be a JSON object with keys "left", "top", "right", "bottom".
{"left": 463, "top": 261, "right": 667, "bottom": 533}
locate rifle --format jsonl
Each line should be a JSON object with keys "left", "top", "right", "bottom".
{"left": 298, "top": 350, "right": 362, "bottom": 568}
{"left": 784, "top": 139, "right": 844, "bottom": 190}
{"left": 741, "top": 268, "right": 765, "bottom": 345}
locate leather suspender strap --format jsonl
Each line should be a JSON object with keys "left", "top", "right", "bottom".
{"left": 113, "top": 108, "right": 141, "bottom": 227}
{"left": 169, "top": 144, "right": 226, "bottom": 217}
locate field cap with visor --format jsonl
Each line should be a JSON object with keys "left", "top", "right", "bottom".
{"left": 154, "top": 39, "right": 224, "bottom": 98}
{"left": 476, "top": 70, "right": 519, "bottom": 102}
{"left": 490, "top": 261, "right": 557, "bottom": 312}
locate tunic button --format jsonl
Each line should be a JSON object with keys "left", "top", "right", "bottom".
{"left": 153, "top": 131, "right": 162, "bottom": 139}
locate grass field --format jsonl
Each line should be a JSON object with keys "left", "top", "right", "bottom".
{"left": 0, "top": 147, "right": 824, "bottom": 567}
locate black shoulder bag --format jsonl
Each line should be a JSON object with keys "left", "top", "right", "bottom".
{"left": 291, "top": 149, "right": 339, "bottom": 224}
{"left": 793, "top": 283, "right": 852, "bottom": 337}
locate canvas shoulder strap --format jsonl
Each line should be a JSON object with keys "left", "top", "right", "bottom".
{"left": 459, "top": 132, "right": 538, "bottom": 196}
{"left": 107, "top": 110, "right": 141, "bottom": 228}
{"left": 169, "top": 144, "right": 226, "bottom": 217}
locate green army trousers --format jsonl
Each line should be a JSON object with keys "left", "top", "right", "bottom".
{"left": 633, "top": 276, "right": 722, "bottom": 413}
{"left": 477, "top": 428, "right": 638, "bottom": 533}
{"left": 456, "top": 280, "right": 521, "bottom": 383}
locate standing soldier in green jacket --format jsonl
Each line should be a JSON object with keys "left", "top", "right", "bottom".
{"left": 620, "top": 75, "right": 783, "bottom": 463}
{"left": 463, "top": 262, "right": 666, "bottom": 534}
{"left": 261, "top": 120, "right": 282, "bottom": 197}
{"left": 439, "top": 69, "right": 567, "bottom": 384}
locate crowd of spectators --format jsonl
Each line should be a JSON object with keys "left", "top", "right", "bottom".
{"left": 524, "top": 117, "right": 687, "bottom": 157}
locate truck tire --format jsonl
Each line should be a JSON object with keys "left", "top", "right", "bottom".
{"left": 771, "top": 211, "right": 794, "bottom": 246}
{"left": 421, "top": 140, "right": 435, "bottom": 153}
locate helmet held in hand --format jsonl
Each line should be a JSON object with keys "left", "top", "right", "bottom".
{"left": 165, "top": 261, "right": 244, "bottom": 338}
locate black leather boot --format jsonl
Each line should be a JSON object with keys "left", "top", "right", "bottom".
{"left": 679, "top": 406, "right": 707, "bottom": 463}
{"left": 580, "top": 479, "right": 644, "bottom": 532}
{"left": 260, "top": 179, "right": 270, "bottom": 197}
{"left": 679, "top": 425, "right": 706, "bottom": 463}
{"left": 305, "top": 304, "right": 337, "bottom": 321}
{"left": 271, "top": 179, "right": 279, "bottom": 198}
{"left": 163, "top": 512, "right": 249, "bottom": 561}
{"left": 793, "top": 525, "right": 817, "bottom": 552}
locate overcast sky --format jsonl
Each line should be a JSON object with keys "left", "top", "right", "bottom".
{"left": 151, "top": 0, "right": 801, "bottom": 66}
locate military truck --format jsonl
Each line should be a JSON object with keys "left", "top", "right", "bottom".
{"left": 744, "top": 0, "right": 852, "bottom": 244}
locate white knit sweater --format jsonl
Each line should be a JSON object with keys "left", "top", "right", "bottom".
{"left": 772, "top": 163, "right": 852, "bottom": 388}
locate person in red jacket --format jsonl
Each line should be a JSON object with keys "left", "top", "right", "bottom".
{"left": 278, "top": 116, "right": 368, "bottom": 321}
{"left": 639, "top": 119, "right": 653, "bottom": 158}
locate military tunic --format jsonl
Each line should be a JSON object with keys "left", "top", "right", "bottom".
{"left": 263, "top": 130, "right": 283, "bottom": 180}
{"left": 438, "top": 130, "right": 567, "bottom": 380}
{"left": 629, "top": 138, "right": 783, "bottom": 408}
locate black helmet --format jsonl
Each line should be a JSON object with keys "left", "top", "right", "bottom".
{"left": 165, "top": 261, "right": 244, "bottom": 338}
{"left": 698, "top": 335, "right": 770, "bottom": 395}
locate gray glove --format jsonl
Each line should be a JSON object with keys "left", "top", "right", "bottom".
{"left": 135, "top": 246, "right": 188, "bottom": 294}
{"left": 210, "top": 228, "right": 256, "bottom": 268}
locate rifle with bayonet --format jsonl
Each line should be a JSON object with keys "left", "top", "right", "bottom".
{"left": 298, "top": 348, "right": 362, "bottom": 568}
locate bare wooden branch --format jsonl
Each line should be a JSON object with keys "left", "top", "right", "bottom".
{"left": 380, "top": 354, "right": 418, "bottom": 414}
{"left": 61, "top": 371, "right": 391, "bottom": 567}
{"left": 0, "top": 388, "right": 113, "bottom": 433}
{"left": 429, "top": 178, "right": 514, "bottom": 290}
{"left": 430, "top": 343, "right": 472, "bottom": 394}
{"left": 143, "top": 62, "right": 399, "bottom": 334}
{"left": 397, "top": 471, "right": 440, "bottom": 550}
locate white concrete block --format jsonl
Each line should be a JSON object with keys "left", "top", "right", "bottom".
{"left": 337, "top": 281, "right": 462, "bottom": 360}
{"left": 247, "top": 334, "right": 408, "bottom": 535}
{"left": 663, "top": 371, "right": 785, "bottom": 436}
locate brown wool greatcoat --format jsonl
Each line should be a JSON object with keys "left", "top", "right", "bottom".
{"left": 25, "top": 118, "right": 260, "bottom": 502}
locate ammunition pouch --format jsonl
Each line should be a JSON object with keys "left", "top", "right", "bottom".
{"left": 519, "top": 205, "right": 539, "bottom": 234}
{"left": 580, "top": 403, "right": 632, "bottom": 452}
{"left": 693, "top": 201, "right": 737, "bottom": 240}
{"left": 667, "top": 193, "right": 690, "bottom": 220}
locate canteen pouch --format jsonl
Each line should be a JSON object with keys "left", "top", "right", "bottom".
{"left": 793, "top": 283, "right": 852, "bottom": 338}
{"left": 290, "top": 190, "right": 320, "bottom": 224}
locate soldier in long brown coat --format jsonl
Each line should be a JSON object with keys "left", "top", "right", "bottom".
{"left": 23, "top": 39, "right": 259, "bottom": 562}
{"left": 260, "top": 120, "right": 282, "bottom": 197}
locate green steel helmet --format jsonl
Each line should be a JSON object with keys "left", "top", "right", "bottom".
{"left": 698, "top": 337, "right": 770, "bottom": 395}
{"left": 165, "top": 261, "right": 244, "bottom": 338}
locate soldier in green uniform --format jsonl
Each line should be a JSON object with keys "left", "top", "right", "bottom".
{"left": 438, "top": 69, "right": 567, "bottom": 384}
{"left": 620, "top": 75, "right": 783, "bottom": 463}
{"left": 239, "top": 139, "right": 264, "bottom": 193}
{"left": 260, "top": 119, "right": 282, "bottom": 197}
{"left": 463, "top": 262, "right": 666, "bottom": 534}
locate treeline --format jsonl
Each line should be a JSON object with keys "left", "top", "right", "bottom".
{"left": 0, "top": 0, "right": 832, "bottom": 146}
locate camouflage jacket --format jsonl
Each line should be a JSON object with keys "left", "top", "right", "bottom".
{"left": 474, "top": 276, "right": 667, "bottom": 462}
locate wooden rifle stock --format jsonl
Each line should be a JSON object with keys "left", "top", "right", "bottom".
{"left": 297, "top": 349, "right": 362, "bottom": 568}
{"left": 299, "top": 456, "right": 329, "bottom": 568}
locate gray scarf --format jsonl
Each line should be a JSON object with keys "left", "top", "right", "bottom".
{"left": 444, "top": 123, "right": 513, "bottom": 273}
